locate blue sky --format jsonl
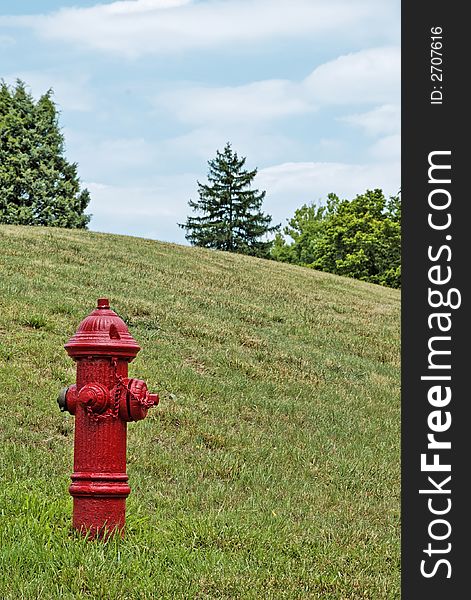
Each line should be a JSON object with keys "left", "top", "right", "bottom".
{"left": 1, "top": 0, "right": 400, "bottom": 243}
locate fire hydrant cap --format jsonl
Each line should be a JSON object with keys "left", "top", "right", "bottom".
{"left": 64, "top": 298, "right": 141, "bottom": 360}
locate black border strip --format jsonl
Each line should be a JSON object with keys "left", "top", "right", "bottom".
{"left": 402, "top": 2, "right": 467, "bottom": 597}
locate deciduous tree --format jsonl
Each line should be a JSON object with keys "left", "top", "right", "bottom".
{"left": 272, "top": 189, "right": 401, "bottom": 288}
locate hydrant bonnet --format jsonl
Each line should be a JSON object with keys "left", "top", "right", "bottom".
{"left": 64, "top": 298, "right": 140, "bottom": 360}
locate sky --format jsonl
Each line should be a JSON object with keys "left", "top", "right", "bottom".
{"left": 0, "top": 0, "right": 400, "bottom": 244}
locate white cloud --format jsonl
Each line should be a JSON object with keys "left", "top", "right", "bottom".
{"left": 163, "top": 127, "right": 301, "bottom": 166}
{"left": 153, "top": 46, "right": 400, "bottom": 125}
{"left": 70, "top": 136, "right": 161, "bottom": 177}
{"left": 94, "top": 0, "right": 192, "bottom": 15}
{"left": 64, "top": 127, "right": 301, "bottom": 184}
{"left": 87, "top": 181, "right": 183, "bottom": 218}
{"left": 304, "top": 47, "right": 400, "bottom": 105}
{"left": 86, "top": 176, "right": 195, "bottom": 242}
{"left": 155, "top": 80, "right": 311, "bottom": 124}
{"left": 0, "top": 34, "right": 15, "bottom": 47}
{"left": 259, "top": 160, "right": 400, "bottom": 225}
{"left": 259, "top": 161, "right": 399, "bottom": 195}
{"left": 0, "top": 0, "right": 399, "bottom": 58}
{"left": 340, "top": 104, "right": 400, "bottom": 137}
{"left": 369, "top": 134, "right": 400, "bottom": 161}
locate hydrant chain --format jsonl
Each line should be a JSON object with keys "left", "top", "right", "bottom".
{"left": 111, "top": 357, "right": 123, "bottom": 419}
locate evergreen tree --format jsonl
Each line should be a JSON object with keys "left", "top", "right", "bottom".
{"left": 179, "top": 143, "right": 278, "bottom": 258}
{"left": 0, "top": 80, "right": 90, "bottom": 228}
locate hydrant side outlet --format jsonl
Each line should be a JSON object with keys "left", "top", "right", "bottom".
{"left": 60, "top": 298, "right": 159, "bottom": 538}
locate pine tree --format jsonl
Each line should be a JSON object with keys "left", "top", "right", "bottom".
{"left": 179, "top": 143, "right": 278, "bottom": 258}
{"left": 0, "top": 80, "right": 90, "bottom": 228}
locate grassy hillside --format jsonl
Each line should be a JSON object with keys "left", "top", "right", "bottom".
{"left": 0, "top": 225, "right": 400, "bottom": 599}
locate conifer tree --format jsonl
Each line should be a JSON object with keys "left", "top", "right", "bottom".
{"left": 0, "top": 80, "right": 90, "bottom": 228}
{"left": 179, "top": 143, "right": 278, "bottom": 258}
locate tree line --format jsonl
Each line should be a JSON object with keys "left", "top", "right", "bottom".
{"left": 1, "top": 80, "right": 400, "bottom": 288}
{"left": 179, "top": 142, "right": 400, "bottom": 289}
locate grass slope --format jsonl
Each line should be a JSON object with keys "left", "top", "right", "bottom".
{"left": 0, "top": 225, "right": 400, "bottom": 599}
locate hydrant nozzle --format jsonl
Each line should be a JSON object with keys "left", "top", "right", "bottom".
{"left": 57, "top": 387, "right": 68, "bottom": 412}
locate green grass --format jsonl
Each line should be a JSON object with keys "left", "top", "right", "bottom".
{"left": 0, "top": 225, "right": 400, "bottom": 599}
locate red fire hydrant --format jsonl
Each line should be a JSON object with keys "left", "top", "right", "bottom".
{"left": 57, "top": 298, "right": 159, "bottom": 538}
